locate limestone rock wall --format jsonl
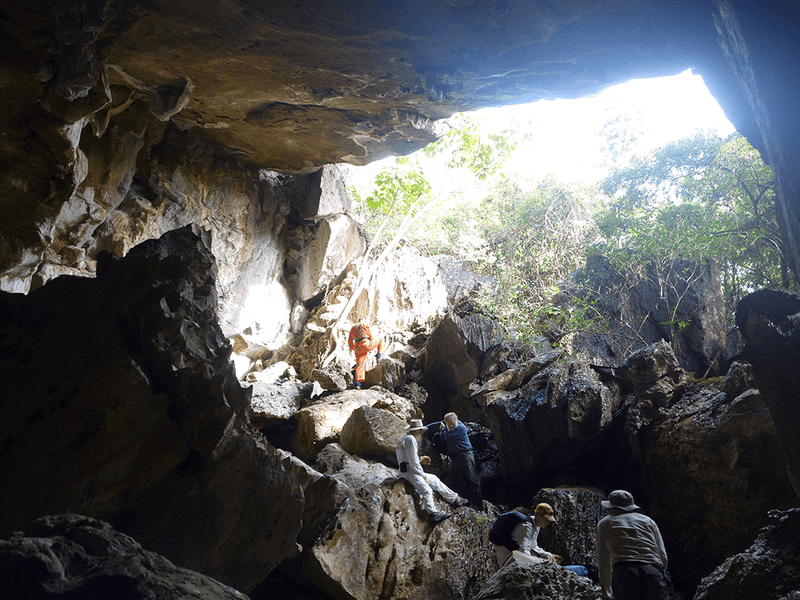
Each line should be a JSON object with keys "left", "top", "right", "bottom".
{"left": 3, "top": 0, "right": 800, "bottom": 300}
{"left": 0, "top": 226, "right": 308, "bottom": 592}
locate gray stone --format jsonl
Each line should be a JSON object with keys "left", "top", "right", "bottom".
{"left": 475, "top": 557, "right": 602, "bottom": 600}
{"left": 0, "top": 515, "right": 249, "bottom": 600}
{"left": 693, "top": 508, "right": 800, "bottom": 600}
{"left": 249, "top": 381, "right": 312, "bottom": 428}
{"left": 339, "top": 406, "right": 407, "bottom": 464}
{"left": 640, "top": 381, "right": 797, "bottom": 585}
{"left": 737, "top": 289, "right": 800, "bottom": 500}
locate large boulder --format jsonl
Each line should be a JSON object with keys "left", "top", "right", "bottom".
{"left": 284, "top": 443, "right": 499, "bottom": 600}
{"left": 0, "top": 514, "right": 249, "bottom": 600}
{"left": 423, "top": 312, "right": 504, "bottom": 398}
{"left": 534, "top": 487, "right": 606, "bottom": 582}
{"left": 737, "top": 289, "right": 800, "bottom": 500}
{"left": 693, "top": 508, "right": 800, "bottom": 600}
{"left": 291, "top": 388, "right": 418, "bottom": 463}
{"left": 478, "top": 359, "right": 624, "bottom": 484}
{"left": 293, "top": 213, "right": 367, "bottom": 304}
{"left": 562, "top": 256, "right": 728, "bottom": 375}
{"left": 0, "top": 226, "right": 307, "bottom": 591}
{"left": 619, "top": 340, "right": 689, "bottom": 408}
{"left": 475, "top": 557, "right": 602, "bottom": 600}
{"left": 339, "top": 405, "right": 409, "bottom": 464}
{"left": 633, "top": 363, "right": 797, "bottom": 589}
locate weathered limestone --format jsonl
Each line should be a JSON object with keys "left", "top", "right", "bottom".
{"left": 0, "top": 226, "right": 306, "bottom": 592}
{"left": 693, "top": 508, "right": 800, "bottom": 600}
{"left": 293, "top": 213, "right": 367, "bottom": 303}
{"left": 340, "top": 405, "right": 412, "bottom": 465}
{"left": 423, "top": 312, "right": 504, "bottom": 398}
{"left": 630, "top": 357, "right": 797, "bottom": 587}
{"left": 0, "top": 515, "right": 249, "bottom": 600}
{"left": 736, "top": 289, "right": 800, "bottom": 500}
{"left": 475, "top": 558, "right": 602, "bottom": 600}
{"left": 291, "top": 388, "right": 418, "bottom": 463}
{"left": 563, "top": 256, "right": 728, "bottom": 374}
{"left": 619, "top": 340, "right": 690, "bottom": 408}
{"left": 534, "top": 487, "right": 607, "bottom": 582}
{"left": 479, "top": 358, "right": 624, "bottom": 482}
{"left": 291, "top": 443, "right": 499, "bottom": 600}
{"left": 287, "top": 245, "right": 449, "bottom": 382}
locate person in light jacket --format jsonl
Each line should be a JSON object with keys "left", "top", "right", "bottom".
{"left": 395, "top": 419, "right": 468, "bottom": 525}
{"left": 596, "top": 490, "right": 670, "bottom": 600}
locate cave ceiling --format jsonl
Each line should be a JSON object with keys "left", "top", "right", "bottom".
{"left": 1, "top": 0, "right": 799, "bottom": 285}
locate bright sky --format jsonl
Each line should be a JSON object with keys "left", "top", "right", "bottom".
{"left": 347, "top": 68, "right": 736, "bottom": 195}
{"left": 483, "top": 68, "right": 736, "bottom": 184}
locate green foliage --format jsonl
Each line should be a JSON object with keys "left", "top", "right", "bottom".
{"left": 354, "top": 114, "right": 518, "bottom": 246}
{"left": 422, "top": 114, "right": 518, "bottom": 180}
{"left": 597, "top": 131, "right": 791, "bottom": 322}
{"left": 349, "top": 121, "right": 794, "bottom": 352}
{"left": 473, "top": 177, "right": 604, "bottom": 344}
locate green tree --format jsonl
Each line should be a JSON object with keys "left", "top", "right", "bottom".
{"left": 597, "top": 131, "right": 793, "bottom": 324}
{"left": 476, "top": 177, "right": 603, "bottom": 343}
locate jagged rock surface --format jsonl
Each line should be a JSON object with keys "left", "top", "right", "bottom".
{"left": 0, "top": 226, "right": 307, "bottom": 592}
{"left": 475, "top": 558, "right": 602, "bottom": 600}
{"left": 283, "top": 443, "right": 500, "bottom": 600}
{"left": 0, "top": 515, "right": 249, "bottom": 600}
{"left": 636, "top": 361, "right": 798, "bottom": 588}
{"left": 737, "top": 289, "right": 800, "bottom": 500}
{"left": 562, "top": 255, "right": 728, "bottom": 375}
{"left": 693, "top": 508, "right": 800, "bottom": 600}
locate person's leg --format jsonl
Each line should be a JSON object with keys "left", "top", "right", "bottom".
{"left": 496, "top": 546, "right": 511, "bottom": 568}
{"left": 425, "top": 472, "right": 464, "bottom": 505}
{"left": 461, "top": 450, "right": 483, "bottom": 503}
{"left": 354, "top": 351, "right": 368, "bottom": 383}
{"left": 403, "top": 473, "right": 437, "bottom": 513}
{"left": 611, "top": 562, "right": 642, "bottom": 600}
{"left": 639, "top": 564, "right": 671, "bottom": 600}
{"left": 451, "top": 453, "right": 470, "bottom": 497}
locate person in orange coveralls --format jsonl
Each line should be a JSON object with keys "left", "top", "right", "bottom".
{"left": 348, "top": 315, "right": 385, "bottom": 389}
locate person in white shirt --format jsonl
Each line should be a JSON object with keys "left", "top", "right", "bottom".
{"left": 495, "top": 502, "right": 558, "bottom": 567}
{"left": 395, "top": 419, "right": 468, "bottom": 525}
{"left": 596, "top": 490, "right": 670, "bottom": 600}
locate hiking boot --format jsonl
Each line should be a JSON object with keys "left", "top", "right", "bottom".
{"left": 355, "top": 381, "right": 361, "bottom": 389}
{"left": 429, "top": 512, "right": 451, "bottom": 525}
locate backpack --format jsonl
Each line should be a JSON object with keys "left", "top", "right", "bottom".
{"left": 489, "top": 511, "right": 531, "bottom": 549}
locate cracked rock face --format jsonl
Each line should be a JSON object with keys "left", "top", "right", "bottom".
{"left": 0, "top": 515, "right": 249, "bottom": 600}
{"left": 2, "top": 0, "right": 800, "bottom": 299}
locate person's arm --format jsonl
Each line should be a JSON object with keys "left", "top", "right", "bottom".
{"left": 514, "top": 520, "right": 535, "bottom": 555}
{"left": 596, "top": 521, "right": 613, "bottom": 598}
{"left": 652, "top": 521, "right": 668, "bottom": 570}
{"left": 529, "top": 523, "right": 555, "bottom": 560}
{"left": 452, "top": 422, "right": 473, "bottom": 452}
{"left": 424, "top": 421, "right": 444, "bottom": 434}
{"left": 348, "top": 327, "right": 355, "bottom": 350}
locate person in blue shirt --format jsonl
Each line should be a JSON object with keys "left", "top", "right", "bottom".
{"left": 426, "top": 412, "right": 483, "bottom": 506}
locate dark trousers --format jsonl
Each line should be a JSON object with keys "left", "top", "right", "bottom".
{"left": 453, "top": 450, "right": 482, "bottom": 504}
{"left": 612, "top": 561, "right": 670, "bottom": 600}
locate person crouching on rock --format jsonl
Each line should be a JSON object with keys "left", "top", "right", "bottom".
{"left": 496, "top": 503, "right": 559, "bottom": 567}
{"left": 348, "top": 314, "right": 384, "bottom": 389}
{"left": 395, "top": 419, "right": 469, "bottom": 525}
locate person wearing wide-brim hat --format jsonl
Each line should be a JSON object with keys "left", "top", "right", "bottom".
{"left": 596, "top": 490, "right": 670, "bottom": 600}
{"left": 395, "top": 418, "right": 468, "bottom": 525}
